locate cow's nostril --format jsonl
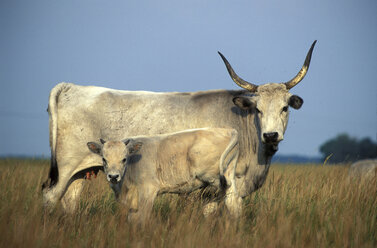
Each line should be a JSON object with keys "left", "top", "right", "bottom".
{"left": 263, "top": 132, "right": 278, "bottom": 143}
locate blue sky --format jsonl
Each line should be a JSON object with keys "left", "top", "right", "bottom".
{"left": 0, "top": 0, "right": 376, "bottom": 157}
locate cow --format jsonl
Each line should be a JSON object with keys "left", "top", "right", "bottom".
{"left": 42, "top": 41, "right": 317, "bottom": 213}
{"left": 86, "top": 128, "right": 241, "bottom": 222}
{"left": 349, "top": 159, "right": 377, "bottom": 180}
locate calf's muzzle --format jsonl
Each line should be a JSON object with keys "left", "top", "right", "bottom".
{"left": 107, "top": 174, "right": 120, "bottom": 184}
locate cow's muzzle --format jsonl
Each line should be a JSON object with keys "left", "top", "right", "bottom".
{"left": 263, "top": 132, "right": 279, "bottom": 144}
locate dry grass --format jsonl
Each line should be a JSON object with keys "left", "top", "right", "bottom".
{"left": 0, "top": 159, "right": 376, "bottom": 248}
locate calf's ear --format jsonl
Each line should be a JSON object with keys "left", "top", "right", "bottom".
{"left": 233, "top": 96, "right": 256, "bottom": 110}
{"left": 130, "top": 142, "right": 143, "bottom": 154}
{"left": 87, "top": 142, "right": 102, "bottom": 155}
{"left": 124, "top": 139, "right": 143, "bottom": 154}
{"left": 288, "top": 95, "right": 303, "bottom": 110}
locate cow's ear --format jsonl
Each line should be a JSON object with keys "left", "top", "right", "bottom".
{"left": 125, "top": 139, "right": 143, "bottom": 154}
{"left": 87, "top": 142, "right": 102, "bottom": 155}
{"left": 288, "top": 95, "right": 303, "bottom": 110}
{"left": 233, "top": 96, "right": 256, "bottom": 110}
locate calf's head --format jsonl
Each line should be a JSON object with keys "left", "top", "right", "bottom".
{"left": 87, "top": 139, "right": 142, "bottom": 184}
{"left": 219, "top": 40, "right": 315, "bottom": 145}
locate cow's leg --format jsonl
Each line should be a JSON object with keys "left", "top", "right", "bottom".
{"left": 42, "top": 166, "right": 76, "bottom": 209}
{"left": 224, "top": 168, "right": 242, "bottom": 217}
{"left": 223, "top": 149, "right": 242, "bottom": 217}
{"left": 127, "top": 185, "right": 158, "bottom": 225}
{"left": 202, "top": 188, "right": 241, "bottom": 217}
{"left": 61, "top": 179, "right": 85, "bottom": 213}
{"left": 224, "top": 181, "right": 242, "bottom": 217}
{"left": 43, "top": 155, "right": 100, "bottom": 211}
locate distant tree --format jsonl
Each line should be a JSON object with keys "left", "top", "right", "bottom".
{"left": 319, "top": 133, "right": 377, "bottom": 164}
{"left": 358, "top": 137, "right": 377, "bottom": 159}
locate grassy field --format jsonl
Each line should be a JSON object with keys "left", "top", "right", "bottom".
{"left": 0, "top": 159, "right": 375, "bottom": 248}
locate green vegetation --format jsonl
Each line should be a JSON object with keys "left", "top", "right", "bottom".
{"left": 0, "top": 159, "right": 376, "bottom": 247}
{"left": 320, "top": 133, "right": 377, "bottom": 163}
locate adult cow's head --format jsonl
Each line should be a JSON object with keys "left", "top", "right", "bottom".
{"left": 87, "top": 139, "right": 143, "bottom": 184}
{"left": 219, "top": 40, "right": 316, "bottom": 145}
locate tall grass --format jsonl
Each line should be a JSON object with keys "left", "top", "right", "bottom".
{"left": 0, "top": 159, "right": 375, "bottom": 248}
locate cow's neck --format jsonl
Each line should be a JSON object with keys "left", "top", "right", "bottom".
{"left": 263, "top": 143, "right": 278, "bottom": 161}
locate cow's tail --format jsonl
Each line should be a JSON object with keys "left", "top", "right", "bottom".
{"left": 219, "top": 129, "right": 239, "bottom": 176}
{"left": 42, "top": 83, "right": 70, "bottom": 190}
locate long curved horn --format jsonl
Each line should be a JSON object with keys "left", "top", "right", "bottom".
{"left": 218, "top": 51, "right": 258, "bottom": 92}
{"left": 284, "top": 40, "right": 317, "bottom": 90}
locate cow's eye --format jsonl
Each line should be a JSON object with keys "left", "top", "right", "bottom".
{"left": 102, "top": 158, "right": 107, "bottom": 165}
{"left": 122, "top": 158, "right": 127, "bottom": 163}
{"left": 282, "top": 106, "right": 288, "bottom": 113}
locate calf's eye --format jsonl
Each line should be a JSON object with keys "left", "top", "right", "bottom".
{"left": 122, "top": 158, "right": 127, "bottom": 163}
{"left": 102, "top": 158, "right": 107, "bottom": 165}
{"left": 282, "top": 106, "right": 288, "bottom": 112}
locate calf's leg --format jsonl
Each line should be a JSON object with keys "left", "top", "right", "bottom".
{"left": 127, "top": 185, "right": 158, "bottom": 225}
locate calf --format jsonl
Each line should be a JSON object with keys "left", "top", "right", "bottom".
{"left": 87, "top": 128, "right": 241, "bottom": 223}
